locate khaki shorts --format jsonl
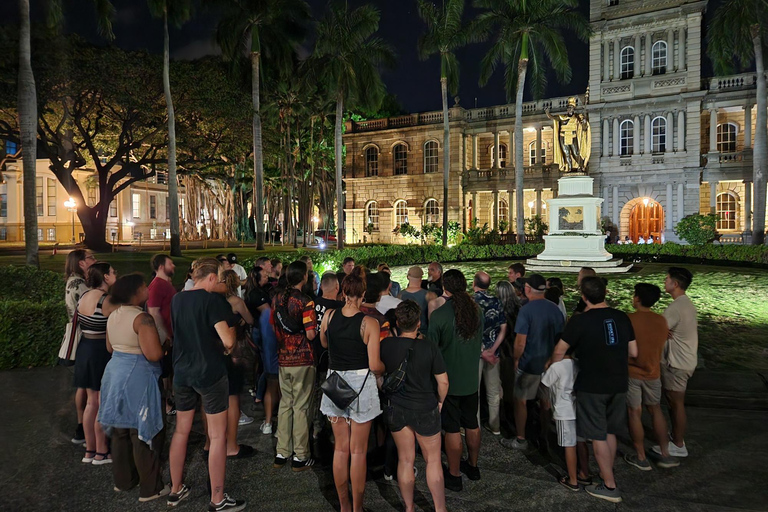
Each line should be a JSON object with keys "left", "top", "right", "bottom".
{"left": 661, "top": 364, "right": 694, "bottom": 393}
{"left": 627, "top": 377, "right": 662, "bottom": 408}
{"left": 513, "top": 370, "right": 542, "bottom": 401}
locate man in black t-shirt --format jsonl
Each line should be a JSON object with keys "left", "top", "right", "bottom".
{"left": 168, "top": 258, "right": 245, "bottom": 511}
{"left": 550, "top": 277, "right": 637, "bottom": 505}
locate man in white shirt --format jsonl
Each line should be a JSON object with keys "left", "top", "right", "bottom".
{"left": 654, "top": 267, "right": 698, "bottom": 458}
{"left": 637, "top": 236, "right": 646, "bottom": 245}
{"left": 376, "top": 271, "right": 402, "bottom": 314}
{"left": 226, "top": 253, "right": 247, "bottom": 298}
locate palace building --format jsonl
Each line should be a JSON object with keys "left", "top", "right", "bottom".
{"left": 341, "top": 0, "right": 765, "bottom": 245}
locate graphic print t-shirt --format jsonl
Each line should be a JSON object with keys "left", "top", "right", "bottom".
{"left": 271, "top": 288, "right": 317, "bottom": 367}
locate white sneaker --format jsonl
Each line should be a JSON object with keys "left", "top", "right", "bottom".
{"left": 239, "top": 412, "right": 254, "bottom": 426}
{"left": 653, "top": 442, "right": 688, "bottom": 458}
{"left": 260, "top": 421, "right": 273, "bottom": 435}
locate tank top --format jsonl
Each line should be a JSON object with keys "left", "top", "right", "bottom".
{"left": 327, "top": 310, "right": 368, "bottom": 371}
{"left": 400, "top": 289, "right": 429, "bottom": 333}
{"left": 79, "top": 293, "right": 108, "bottom": 338}
{"left": 107, "top": 305, "right": 143, "bottom": 355}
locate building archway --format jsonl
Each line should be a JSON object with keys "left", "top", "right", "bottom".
{"left": 627, "top": 197, "right": 664, "bottom": 243}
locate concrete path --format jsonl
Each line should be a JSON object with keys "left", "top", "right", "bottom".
{"left": 1, "top": 367, "right": 766, "bottom": 512}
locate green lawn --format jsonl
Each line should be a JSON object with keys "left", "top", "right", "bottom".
{"left": 390, "top": 262, "right": 768, "bottom": 372}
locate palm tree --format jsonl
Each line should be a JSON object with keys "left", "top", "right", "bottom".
{"left": 148, "top": 0, "right": 192, "bottom": 257}
{"left": 17, "top": 0, "right": 114, "bottom": 266}
{"left": 473, "top": 0, "right": 590, "bottom": 243}
{"left": 417, "top": 0, "right": 474, "bottom": 246}
{"left": 314, "top": 3, "right": 396, "bottom": 249}
{"left": 216, "top": 0, "right": 309, "bottom": 250}
{"left": 708, "top": 0, "right": 768, "bottom": 245}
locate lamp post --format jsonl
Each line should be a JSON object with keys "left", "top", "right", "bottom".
{"left": 64, "top": 198, "right": 76, "bottom": 243}
{"left": 528, "top": 200, "right": 535, "bottom": 218}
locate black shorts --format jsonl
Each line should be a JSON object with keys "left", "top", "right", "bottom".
{"left": 441, "top": 393, "right": 479, "bottom": 434}
{"left": 386, "top": 404, "right": 441, "bottom": 437}
{"left": 174, "top": 374, "right": 229, "bottom": 415}
{"left": 576, "top": 392, "right": 627, "bottom": 441}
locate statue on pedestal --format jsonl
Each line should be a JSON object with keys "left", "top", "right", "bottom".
{"left": 545, "top": 96, "right": 591, "bottom": 174}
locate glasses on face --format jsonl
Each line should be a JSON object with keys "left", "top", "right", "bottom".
{"left": 85, "top": 255, "right": 96, "bottom": 261}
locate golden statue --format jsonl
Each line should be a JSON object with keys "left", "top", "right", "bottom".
{"left": 545, "top": 97, "right": 591, "bottom": 173}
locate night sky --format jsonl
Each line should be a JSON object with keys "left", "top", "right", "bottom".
{"left": 3, "top": 0, "right": 724, "bottom": 113}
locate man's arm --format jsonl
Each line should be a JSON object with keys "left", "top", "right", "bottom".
{"left": 513, "top": 333, "right": 527, "bottom": 369}
{"left": 214, "top": 321, "right": 237, "bottom": 352}
{"left": 627, "top": 339, "right": 638, "bottom": 359}
{"left": 434, "top": 372, "right": 449, "bottom": 411}
{"left": 482, "top": 323, "right": 507, "bottom": 362}
{"left": 549, "top": 339, "right": 570, "bottom": 367}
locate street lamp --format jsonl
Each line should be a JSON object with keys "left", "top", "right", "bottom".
{"left": 528, "top": 200, "right": 535, "bottom": 217}
{"left": 64, "top": 198, "right": 76, "bottom": 243}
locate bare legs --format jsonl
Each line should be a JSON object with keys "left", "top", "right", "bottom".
{"left": 564, "top": 445, "right": 578, "bottom": 486}
{"left": 330, "top": 417, "right": 372, "bottom": 512}
{"left": 75, "top": 387, "right": 86, "bottom": 424}
{"left": 226, "top": 395, "right": 240, "bottom": 456}
{"left": 665, "top": 390, "right": 687, "bottom": 448}
{"left": 264, "top": 378, "right": 279, "bottom": 427}
{"left": 513, "top": 398, "right": 527, "bottom": 441}
{"left": 170, "top": 410, "right": 194, "bottom": 495}
{"left": 592, "top": 435, "right": 618, "bottom": 489}
{"left": 577, "top": 441, "right": 590, "bottom": 480}
{"left": 83, "top": 389, "right": 107, "bottom": 456}
{"left": 628, "top": 404, "right": 671, "bottom": 459}
{"left": 391, "top": 428, "right": 446, "bottom": 512}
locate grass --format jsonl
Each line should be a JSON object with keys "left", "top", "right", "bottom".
{"left": 389, "top": 262, "right": 768, "bottom": 372}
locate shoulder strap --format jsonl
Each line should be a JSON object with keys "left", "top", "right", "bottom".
{"left": 96, "top": 293, "right": 107, "bottom": 312}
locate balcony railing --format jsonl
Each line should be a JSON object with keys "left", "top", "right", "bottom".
{"left": 706, "top": 72, "right": 762, "bottom": 91}
{"left": 463, "top": 165, "right": 557, "bottom": 186}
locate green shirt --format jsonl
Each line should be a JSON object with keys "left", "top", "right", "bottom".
{"left": 428, "top": 299, "right": 483, "bottom": 397}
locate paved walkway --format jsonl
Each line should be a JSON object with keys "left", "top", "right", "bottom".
{"left": 1, "top": 367, "right": 766, "bottom": 512}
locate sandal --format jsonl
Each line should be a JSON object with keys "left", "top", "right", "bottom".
{"left": 92, "top": 451, "right": 112, "bottom": 465}
{"left": 577, "top": 474, "right": 593, "bottom": 486}
{"left": 558, "top": 475, "right": 580, "bottom": 492}
{"left": 82, "top": 450, "right": 96, "bottom": 464}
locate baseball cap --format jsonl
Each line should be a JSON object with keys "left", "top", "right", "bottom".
{"left": 407, "top": 266, "right": 423, "bottom": 279}
{"left": 226, "top": 253, "right": 237, "bottom": 264}
{"left": 523, "top": 273, "right": 547, "bottom": 291}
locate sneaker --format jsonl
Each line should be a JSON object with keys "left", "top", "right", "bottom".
{"left": 653, "top": 441, "right": 688, "bottom": 458}
{"left": 459, "top": 460, "right": 481, "bottom": 481}
{"left": 442, "top": 464, "right": 463, "bottom": 492}
{"left": 500, "top": 437, "right": 528, "bottom": 450}
{"left": 167, "top": 484, "right": 191, "bottom": 507}
{"left": 383, "top": 472, "right": 394, "bottom": 481}
{"left": 586, "top": 483, "right": 622, "bottom": 503}
{"left": 138, "top": 484, "right": 171, "bottom": 502}
{"left": 208, "top": 494, "right": 246, "bottom": 512}
{"left": 483, "top": 424, "right": 501, "bottom": 436}
{"left": 259, "top": 421, "right": 273, "bottom": 435}
{"left": 71, "top": 424, "right": 85, "bottom": 445}
{"left": 273, "top": 454, "right": 288, "bottom": 469}
{"left": 655, "top": 455, "right": 681, "bottom": 469}
{"left": 238, "top": 412, "right": 254, "bottom": 426}
{"left": 558, "top": 475, "right": 580, "bottom": 492}
{"left": 291, "top": 457, "right": 315, "bottom": 472}
{"left": 577, "top": 474, "right": 594, "bottom": 486}
{"left": 624, "top": 453, "right": 652, "bottom": 471}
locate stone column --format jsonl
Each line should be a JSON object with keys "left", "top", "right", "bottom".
{"left": 633, "top": 116, "right": 640, "bottom": 155}
{"left": 602, "top": 119, "right": 610, "bottom": 157}
{"left": 536, "top": 125, "right": 543, "bottom": 165}
{"left": 644, "top": 115, "right": 652, "bottom": 153}
{"left": 677, "top": 111, "right": 685, "bottom": 151}
{"left": 633, "top": 35, "right": 640, "bottom": 78}
{"left": 677, "top": 28, "right": 685, "bottom": 71}
{"left": 677, "top": 183, "right": 684, "bottom": 222}
{"left": 744, "top": 181, "right": 752, "bottom": 234}
{"left": 472, "top": 134, "right": 478, "bottom": 170}
{"left": 645, "top": 33, "right": 653, "bottom": 75}
{"left": 709, "top": 108, "right": 718, "bottom": 153}
{"left": 710, "top": 181, "right": 717, "bottom": 214}
{"left": 613, "top": 118, "right": 620, "bottom": 156}
{"left": 603, "top": 40, "right": 611, "bottom": 81}
{"left": 612, "top": 186, "right": 619, "bottom": 226}
{"left": 666, "top": 112, "right": 674, "bottom": 153}
{"left": 471, "top": 191, "right": 478, "bottom": 225}
{"left": 614, "top": 38, "right": 622, "bottom": 80}
{"left": 509, "top": 131, "right": 515, "bottom": 164}
{"left": 535, "top": 189, "right": 542, "bottom": 216}
{"left": 508, "top": 189, "right": 515, "bottom": 231}
{"left": 494, "top": 130, "right": 501, "bottom": 169}
{"left": 463, "top": 134, "right": 468, "bottom": 170}
{"left": 492, "top": 190, "right": 499, "bottom": 229}
{"left": 666, "top": 28, "right": 674, "bottom": 69}
{"left": 745, "top": 104, "right": 753, "bottom": 149}
{"left": 666, "top": 183, "right": 673, "bottom": 231}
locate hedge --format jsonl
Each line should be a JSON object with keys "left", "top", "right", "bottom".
{"left": 606, "top": 243, "right": 768, "bottom": 267}
{"left": 0, "top": 300, "right": 68, "bottom": 370}
{"left": 0, "top": 265, "right": 65, "bottom": 302}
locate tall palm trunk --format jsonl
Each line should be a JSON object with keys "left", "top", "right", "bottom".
{"left": 334, "top": 93, "right": 344, "bottom": 249}
{"left": 18, "top": 0, "right": 38, "bottom": 266}
{"left": 252, "top": 45, "right": 265, "bottom": 250}
{"left": 514, "top": 57, "right": 528, "bottom": 244}
{"left": 441, "top": 77, "right": 449, "bottom": 246}
{"left": 751, "top": 26, "right": 766, "bottom": 245}
{"left": 163, "top": 11, "right": 181, "bottom": 257}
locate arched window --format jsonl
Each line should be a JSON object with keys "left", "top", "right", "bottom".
{"left": 620, "top": 119, "right": 634, "bottom": 156}
{"left": 651, "top": 116, "right": 667, "bottom": 153}
{"left": 527, "top": 141, "right": 545, "bottom": 165}
{"left": 393, "top": 143, "right": 408, "bottom": 175}
{"left": 620, "top": 46, "right": 634, "bottom": 79}
{"left": 424, "top": 141, "right": 438, "bottom": 173}
{"left": 365, "top": 147, "right": 378, "bottom": 177}
{"left": 499, "top": 198, "right": 509, "bottom": 226}
{"left": 394, "top": 200, "right": 409, "bottom": 226}
{"left": 717, "top": 123, "right": 738, "bottom": 153}
{"left": 424, "top": 199, "right": 439, "bottom": 225}
{"left": 652, "top": 40, "right": 667, "bottom": 75}
{"left": 716, "top": 192, "right": 737, "bottom": 231}
{"left": 366, "top": 201, "right": 379, "bottom": 231}
{"left": 492, "top": 143, "right": 508, "bottom": 168}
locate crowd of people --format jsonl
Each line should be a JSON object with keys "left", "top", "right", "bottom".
{"left": 61, "top": 248, "right": 699, "bottom": 510}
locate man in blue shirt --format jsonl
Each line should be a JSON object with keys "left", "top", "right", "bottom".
{"left": 501, "top": 273, "right": 564, "bottom": 450}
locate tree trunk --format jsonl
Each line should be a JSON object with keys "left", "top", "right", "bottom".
{"left": 18, "top": 0, "right": 38, "bottom": 267}
{"left": 514, "top": 58, "right": 528, "bottom": 244}
{"left": 335, "top": 94, "right": 345, "bottom": 249}
{"left": 80, "top": 205, "right": 112, "bottom": 252}
{"left": 441, "top": 77, "right": 449, "bottom": 246}
{"left": 752, "top": 27, "right": 767, "bottom": 245}
{"left": 163, "top": 11, "right": 182, "bottom": 257}
{"left": 252, "top": 49, "right": 265, "bottom": 250}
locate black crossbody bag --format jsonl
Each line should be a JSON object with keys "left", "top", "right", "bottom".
{"left": 381, "top": 339, "right": 416, "bottom": 396}
{"left": 320, "top": 309, "right": 371, "bottom": 410}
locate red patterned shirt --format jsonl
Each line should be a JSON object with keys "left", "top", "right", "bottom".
{"left": 271, "top": 288, "right": 317, "bottom": 367}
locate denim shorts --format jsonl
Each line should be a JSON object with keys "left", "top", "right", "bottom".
{"left": 320, "top": 369, "right": 382, "bottom": 424}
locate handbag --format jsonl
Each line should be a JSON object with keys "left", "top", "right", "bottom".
{"left": 57, "top": 308, "right": 81, "bottom": 366}
{"left": 321, "top": 370, "right": 370, "bottom": 410}
{"left": 381, "top": 340, "right": 415, "bottom": 396}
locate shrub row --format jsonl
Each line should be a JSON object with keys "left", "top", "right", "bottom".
{"left": 0, "top": 300, "right": 68, "bottom": 370}
{"left": 607, "top": 243, "right": 768, "bottom": 266}
{"left": 0, "top": 265, "right": 65, "bottom": 302}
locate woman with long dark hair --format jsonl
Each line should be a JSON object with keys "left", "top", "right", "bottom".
{"left": 75, "top": 261, "right": 118, "bottom": 464}
{"left": 320, "top": 266, "right": 385, "bottom": 512}
{"left": 427, "top": 269, "right": 484, "bottom": 492}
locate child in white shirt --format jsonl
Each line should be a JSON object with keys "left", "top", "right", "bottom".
{"left": 541, "top": 354, "right": 579, "bottom": 491}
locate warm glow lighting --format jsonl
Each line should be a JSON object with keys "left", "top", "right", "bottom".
{"left": 528, "top": 201, "right": 534, "bottom": 209}
{"left": 64, "top": 198, "right": 76, "bottom": 209}
{"left": 126, "top": 221, "right": 135, "bottom": 227}
{"left": 526, "top": 127, "right": 535, "bottom": 132}
{"left": 312, "top": 216, "right": 319, "bottom": 223}
{"left": 643, "top": 198, "right": 649, "bottom": 206}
